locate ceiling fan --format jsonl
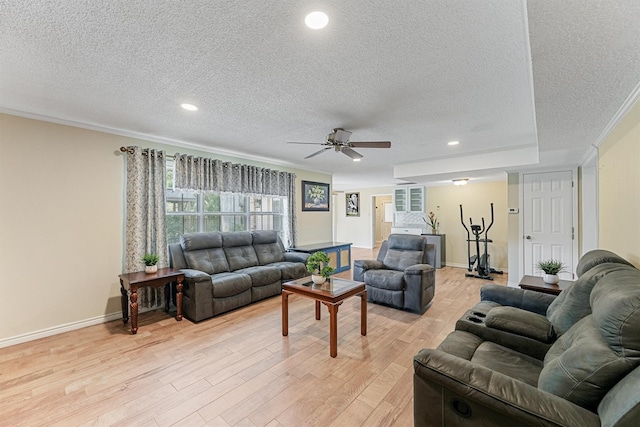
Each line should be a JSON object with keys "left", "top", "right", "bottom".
{"left": 287, "top": 128, "right": 392, "bottom": 160}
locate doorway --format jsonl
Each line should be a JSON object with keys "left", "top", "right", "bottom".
{"left": 373, "top": 195, "right": 392, "bottom": 246}
{"left": 522, "top": 170, "right": 576, "bottom": 280}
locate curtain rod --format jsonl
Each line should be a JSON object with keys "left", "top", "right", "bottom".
{"left": 119, "top": 146, "right": 175, "bottom": 159}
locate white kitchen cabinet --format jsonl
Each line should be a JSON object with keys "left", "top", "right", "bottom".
{"left": 393, "top": 186, "right": 424, "bottom": 212}
{"left": 391, "top": 227, "right": 425, "bottom": 235}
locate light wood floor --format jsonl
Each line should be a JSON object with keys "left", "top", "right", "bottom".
{"left": 0, "top": 248, "right": 507, "bottom": 427}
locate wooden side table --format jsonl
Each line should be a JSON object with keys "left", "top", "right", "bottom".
{"left": 118, "top": 268, "right": 184, "bottom": 334}
{"left": 518, "top": 275, "right": 573, "bottom": 295}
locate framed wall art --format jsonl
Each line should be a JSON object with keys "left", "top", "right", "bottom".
{"left": 302, "top": 180, "right": 330, "bottom": 211}
{"left": 346, "top": 192, "right": 360, "bottom": 216}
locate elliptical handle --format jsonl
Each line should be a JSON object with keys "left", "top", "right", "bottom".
{"left": 485, "top": 202, "right": 495, "bottom": 233}
{"left": 459, "top": 204, "right": 470, "bottom": 234}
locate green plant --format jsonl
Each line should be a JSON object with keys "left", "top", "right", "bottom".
{"left": 306, "top": 251, "right": 335, "bottom": 278}
{"left": 536, "top": 259, "right": 566, "bottom": 275}
{"left": 142, "top": 253, "right": 159, "bottom": 266}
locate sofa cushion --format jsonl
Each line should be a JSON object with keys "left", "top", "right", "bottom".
{"left": 471, "top": 341, "right": 543, "bottom": 387}
{"left": 235, "top": 265, "right": 281, "bottom": 287}
{"left": 210, "top": 272, "right": 252, "bottom": 298}
{"left": 382, "top": 234, "right": 426, "bottom": 271}
{"left": 539, "top": 270, "right": 640, "bottom": 411}
{"left": 364, "top": 269, "right": 405, "bottom": 291}
{"left": 181, "top": 232, "right": 230, "bottom": 274}
{"left": 485, "top": 307, "right": 555, "bottom": 343}
{"left": 547, "top": 263, "right": 638, "bottom": 336}
{"left": 267, "top": 261, "right": 306, "bottom": 280}
{"left": 252, "top": 231, "right": 286, "bottom": 265}
{"left": 575, "top": 249, "right": 634, "bottom": 277}
{"left": 590, "top": 269, "right": 640, "bottom": 356}
{"left": 538, "top": 316, "right": 636, "bottom": 411}
{"left": 222, "top": 232, "right": 259, "bottom": 270}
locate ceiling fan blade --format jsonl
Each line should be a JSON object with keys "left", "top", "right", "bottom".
{"left": 305, "top": 147, "right": 332, "bottom": 159}
{"left": 349, "top": 141, "right": 392, "bottom": 148}
{"left": 341, "top": 147, "right": 364, "bottom": 160}
{"left": 287, "top": 141, "right": 326, "bottom": 145}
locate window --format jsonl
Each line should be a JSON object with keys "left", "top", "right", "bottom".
{"left": 165, "top": 161, "right": 287, "bottom": 245}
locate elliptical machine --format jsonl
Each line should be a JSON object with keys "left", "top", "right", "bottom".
{"left": 460, "top": 203, "right": 503, "bottom": 280}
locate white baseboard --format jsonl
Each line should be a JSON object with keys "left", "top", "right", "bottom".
{"left": 0, "top": 306, "right": 156, "bottom": 349}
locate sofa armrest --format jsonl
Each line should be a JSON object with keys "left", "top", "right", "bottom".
{"left": 480, "top": 283, "right": 556, "bottom": 315}
{"left": 404, "top": 264, "right": 436, "bottom": 313}
{"left": 178, "top": 269, "right": 214, "bottom": 322}
{"left": 284, "top": 251, "right": 310, "bottom": 264}
{"left": 180, "top": 269, "right": 211, "bottom": 282}
{"left": 353, "top": 259, "right": 384, "bottom": 281}
{"left": 413, "top": 348, "right": 600, "bottom": 427}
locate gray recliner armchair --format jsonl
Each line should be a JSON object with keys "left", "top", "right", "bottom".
{"left": 353, "top": 234, "right": 436, "bottom": 313}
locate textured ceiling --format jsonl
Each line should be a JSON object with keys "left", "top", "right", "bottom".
{"left": 1, "top": 1, "right": 639, "bottom": 190}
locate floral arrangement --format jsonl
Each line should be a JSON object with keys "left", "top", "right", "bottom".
{"left": 307, "top": 185, "right": 325, "bottom": 201}
{"left": 424, "top": 211, "right": 439, "bottom": 230}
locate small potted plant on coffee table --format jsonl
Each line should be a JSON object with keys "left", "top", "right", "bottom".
{"left": 306, "top": 251, "right": 335, "bottom": 285}
{"left": 142, "top": 253, "right": 160, "bottom": 274}
{"left": 536, "top": 259, "right": 566, "bottom": 284}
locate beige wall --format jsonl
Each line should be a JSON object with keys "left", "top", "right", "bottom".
{"left": 333, "top": 182, "right": 508, "bottom": 270}
{"left": 598, "top": 99, "right": 640, "bottom": 266}
{"left": 0, "top": 113, "right": 331, "bottom": 344}
{"left": 426, "top": 181, "right": 508, "bottom": 271}
{"left": 333, "top": 186, "right": 394, "bottom": 248}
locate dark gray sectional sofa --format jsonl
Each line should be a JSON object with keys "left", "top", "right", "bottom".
{"left": 414, "top": 249, "right": 640, "bottom": 426}
{"left": 168, "top": 230, "right": 309, "bottom": 322}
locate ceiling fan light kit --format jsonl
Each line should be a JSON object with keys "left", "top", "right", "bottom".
{"left": 288, "top": 128, "right": 391, "bottom": 160}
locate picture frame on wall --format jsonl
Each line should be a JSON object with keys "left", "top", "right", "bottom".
{"left": 302, "top": 180, "right": 330, "bottom": 211}
{"left": 346, "top": 192, "right": 360, "bottom": 217}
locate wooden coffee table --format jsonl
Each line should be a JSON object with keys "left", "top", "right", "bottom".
{"left": 518, "top": 274, "right": 573, "bottom": 295}
{"left": 282, "top": 276, "right": 367, "bottom": 358}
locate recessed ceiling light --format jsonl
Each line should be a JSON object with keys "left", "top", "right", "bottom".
{"left": 181, "top": 103, "right": 198, "bottom": 111}
{"left": 448, "top": 141, "right": 459, "bottom": 146}
{"left": 452, "top": 178, "right": 469, "bottom": 186}
{"left": 305, "top": 11, "right": 329, "bottom": 29}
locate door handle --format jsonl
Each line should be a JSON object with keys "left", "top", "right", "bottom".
{"left": 525, "top": 235, "right": 532, "bottom": 240}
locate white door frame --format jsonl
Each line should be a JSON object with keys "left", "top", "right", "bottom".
{"left": 518, "top": 167, "right": 579, "bottom": 279}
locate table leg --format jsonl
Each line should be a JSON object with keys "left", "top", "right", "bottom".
{"left": 120, "top": 281, "right": 129, "bottom": 325}
{"left": 360, "top": 290, "right": 367, "bottom": 336}
{"left": 315, "top": 300, "right": 321, "bottom": 320}
{"left": 323, "top": 301, "right": 343, "bottom": 358}
{"left": 130, "top": 287, "right": 139, "bottom": 334}
{"left": 176, "top": 279, "right": 183, "bottom": 321}
{"left": 282, "top": 290, "right": 291, "bottom": 336}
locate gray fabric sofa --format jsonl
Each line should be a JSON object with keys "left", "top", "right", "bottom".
{"left": 353, "top": 234, "right": 436, "bottom": 313}
{"left": 414, "top": 252, "right": 640, "bottom": 426}
{"left": 456, "top": 249, "right": 636, "bottom": 359}
{"left": 168, "top": 230, "right": 309, "bottom": 322}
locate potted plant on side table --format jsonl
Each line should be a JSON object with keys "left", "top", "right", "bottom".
{"left": 306, "top": 251, "right": 335, "bottom": 285}
{"left": 142, "top": 253, "right": 160, "bottom": 274}
{"left": 536, "top": 259, "right": 566, "bottom": 284}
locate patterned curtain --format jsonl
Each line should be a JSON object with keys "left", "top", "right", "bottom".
{"left": 174, "top": 153, "right": 297, "bottom": 246}
{"left": 124, "top": 146, "right": 167, "bottom": 307}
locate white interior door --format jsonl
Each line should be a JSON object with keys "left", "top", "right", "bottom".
{"left": 523, "top": 171, "right": 575, "bottom": 279}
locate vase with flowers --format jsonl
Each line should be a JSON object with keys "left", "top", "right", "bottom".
{"left": 424, "top": 211, "right": 439, "bottom": 234}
